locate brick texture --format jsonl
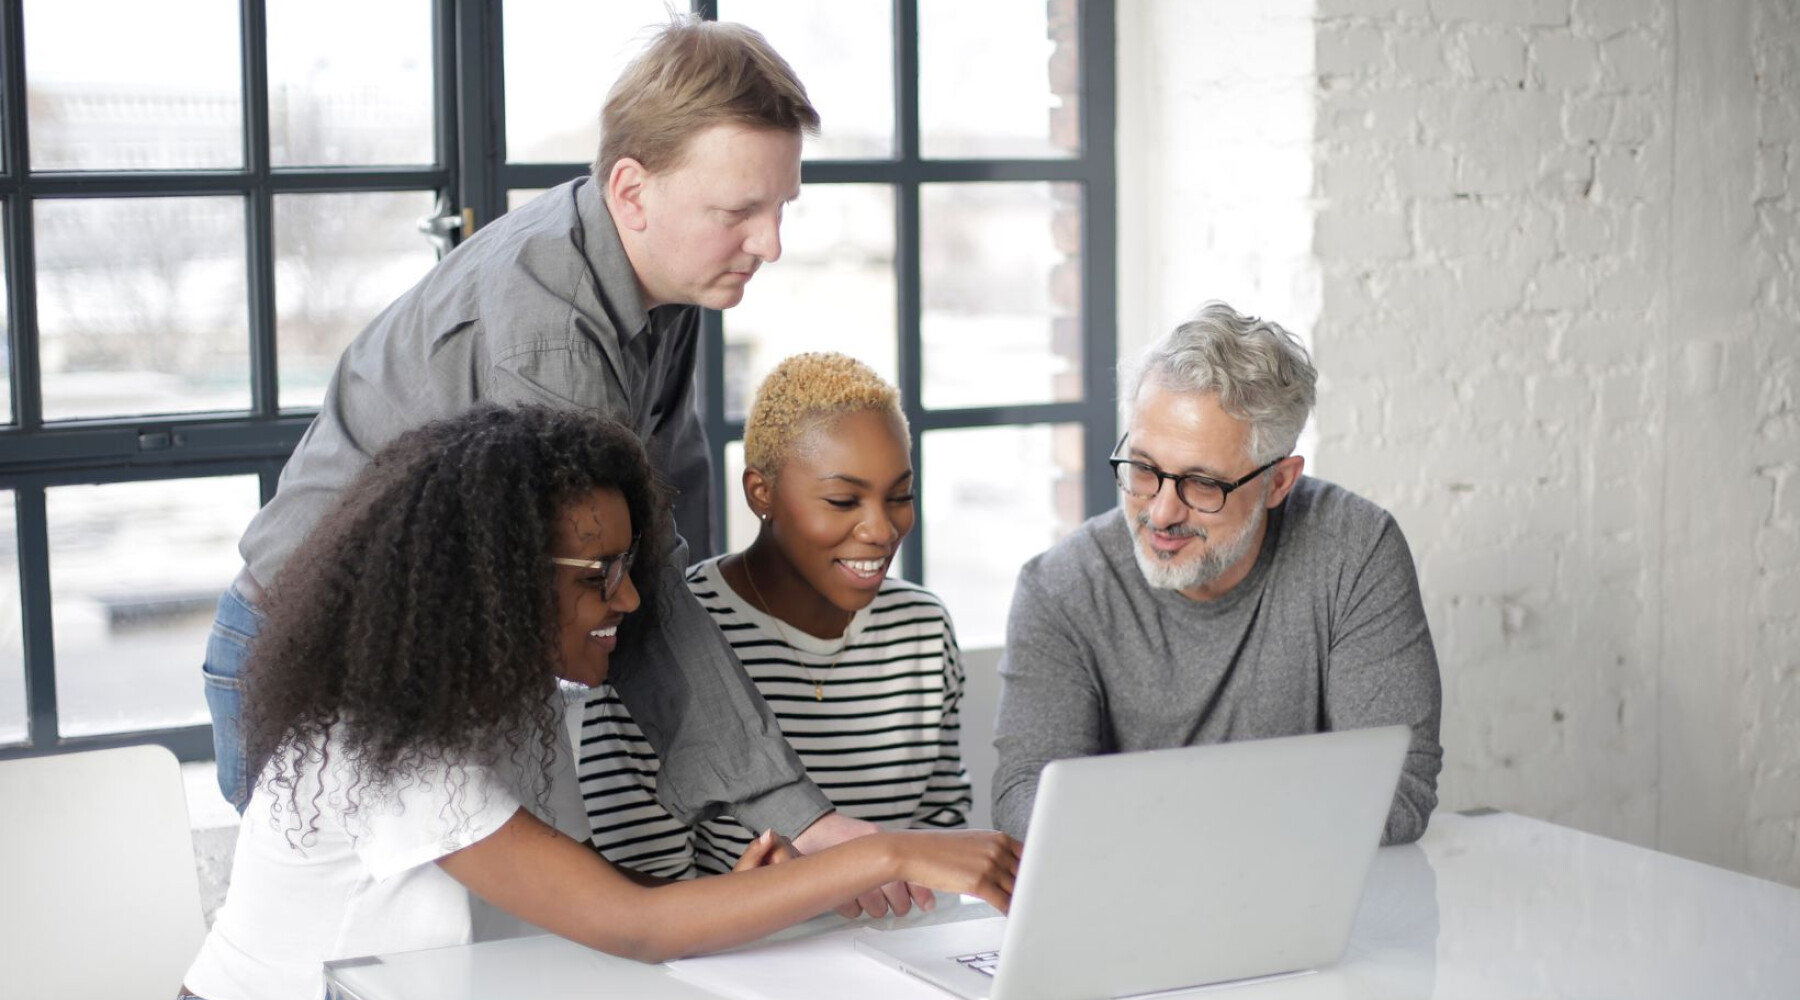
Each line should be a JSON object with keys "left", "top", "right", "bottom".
{"left": 1121, "top": 0, "right": 1795, "bottom": 886}
{"left": 1743, "top": 0, "right": 1800, "bottom": 885}
{"left": 1308, "top": 0, "right": 1799, "bottom": 885}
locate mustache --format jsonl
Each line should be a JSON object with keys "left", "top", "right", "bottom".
{"left": 1134, "top": 511, "right": 1206, "bottom": 541}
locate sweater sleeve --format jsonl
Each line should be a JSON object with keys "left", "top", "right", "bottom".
{"left": 1326, "top": 514, "right": 1444, "bottom": 845}
{"left": 912, "top": 608, "right": 973, "bottom": 829}
{"left": 991, "top": 557, "right": 1108, "bottom": 839}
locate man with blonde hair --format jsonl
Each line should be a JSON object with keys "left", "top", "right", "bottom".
{"left": 206, "top": 16, "right": 913, "bottom": 914}
{"left": 993, "top": 301, "right": 1443, "bottom": 845}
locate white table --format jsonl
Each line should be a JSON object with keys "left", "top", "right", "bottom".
{"left": 323, "top": 812, "right": 1800, "bottom": 999}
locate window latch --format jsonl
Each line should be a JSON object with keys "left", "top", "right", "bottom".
{"left": 136, "top": 429, "right": 185, "bottom": 451}
{"left": 417, "top": 193, "right": 474, "bottom": 258}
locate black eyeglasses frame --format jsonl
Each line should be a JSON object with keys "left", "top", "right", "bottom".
{"left": 1106, "top": 434, "right": 1285, "bottom": 514}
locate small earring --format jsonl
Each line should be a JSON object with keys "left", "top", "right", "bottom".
{"left": 759, "top": 512, "right": 769, "bottom": 521}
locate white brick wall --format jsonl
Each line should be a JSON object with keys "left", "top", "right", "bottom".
{"left": 1305, "top": 0, "right": 1799, "bottom": 884}
{"left": 1742, "top": 0, "right": 1800, "bottom": 885}
{"left": 1121, "top": 0, "right": 1799, "bottom": 885}
{"left": 1311, "top": 0, "right": 1670, "bottom": 854}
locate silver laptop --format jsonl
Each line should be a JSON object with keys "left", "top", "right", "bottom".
{"left": 854, "top": 726, "right": 1409, "bottom": 1000}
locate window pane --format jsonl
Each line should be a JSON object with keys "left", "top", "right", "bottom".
{"left": 25, "top": 0, "right": 243, "bottom": 171}
{"left": 504, "top": 0, "right": 670, "bottom": 164}
{"left": 276, "top": 191, "right": 439, "bottom": 409}
{"left": 724, "top": 440, "right": 905, "bottom": 578}
{"left": 721, "top": 0, "right": 894, "bottom": 160}
{"left": 0, "top": 209, "right": 10, "bottom": 426}
{"left": 723, "top": 441, "right": 756, "bottom": 557}
{"left": 267, "top": 0, "right": 435, "bottom": 167}
{"left": 919, "top": 0, "right": 1079, "bottom": 159}
{"left": 724, "top": 184, "right": 896, "bottom": 422}
{"left": 49, "top": 477, "right": 259, "bottom": 738}
{"left": 35, "top": 197, "right": 250, "bottom": 420}
{"left": 922, "top": 424, "right": 1084, "bottom": 648}
{"left": 921, "top": 183, "right": 1082, "bottom": 409}
{"left": 0, "top": 493, "right": 23, "bottom": 746}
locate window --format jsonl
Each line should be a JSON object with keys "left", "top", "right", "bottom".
{"left": 0, "top": 0, "right": 449, "bottom": 759}
{"left": 702, "top": 0, "right": 1118, "bottom": 649}
{"left": 0, "top": 0, "right": 1115, "bottom": 760}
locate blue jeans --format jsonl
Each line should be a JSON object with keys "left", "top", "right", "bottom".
{"left": 202, "top": 580, "right": 264, "bottom": 813}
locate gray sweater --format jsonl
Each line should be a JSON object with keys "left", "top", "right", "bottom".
{"left": 993, "top": 476, "right": 1442, "bottom": 845}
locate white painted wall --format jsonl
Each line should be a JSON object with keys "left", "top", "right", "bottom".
{"left": 1116, "top": 0, "right": 1321, "bottom": 365}
{"left": 1075, "top": 0, "right": 1800, "bottom": 886}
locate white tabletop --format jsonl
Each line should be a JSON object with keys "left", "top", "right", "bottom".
{"left": 323, "top": 812, "right": 1800, "bottom": 1000}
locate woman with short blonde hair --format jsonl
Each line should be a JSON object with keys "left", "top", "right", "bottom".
{"left": 582, "top": 354, "right": 975, "bottom": 891}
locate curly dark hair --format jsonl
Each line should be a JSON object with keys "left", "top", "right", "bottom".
{"left": 244, "top": 404, "right": 671, "bottom": 835}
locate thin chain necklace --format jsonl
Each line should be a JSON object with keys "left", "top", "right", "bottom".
{"left": 740, "top": 555, "right": 850, "bottom": 702}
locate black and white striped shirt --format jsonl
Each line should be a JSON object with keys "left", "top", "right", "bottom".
{"left": 579, "top": 556, "right": 972, "bottom": 877}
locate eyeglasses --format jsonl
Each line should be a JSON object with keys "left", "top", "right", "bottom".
{"left": 1107, "top": 435, "right": 1283, "bottom": 514}
{"left": 549, "top": 534, "right": 640, "bottom": 600}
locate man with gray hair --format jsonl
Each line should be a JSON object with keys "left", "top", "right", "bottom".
{"left": 992, "top": 301, "right": 1442, "bottom": 844}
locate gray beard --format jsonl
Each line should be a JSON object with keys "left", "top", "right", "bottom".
{"left": 1130, "top": 499, "right": 1266, "bottom": 593}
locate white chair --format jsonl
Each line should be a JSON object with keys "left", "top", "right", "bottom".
{"left": 0, "top": 744, "right": 209, "bottom": 999}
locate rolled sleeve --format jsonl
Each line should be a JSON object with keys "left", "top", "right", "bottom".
{"left": 1326, "top": 516, "right": 1444, "bottom": 845}
{"left": 606, "top": 554, "right": 828, "bottom": 838}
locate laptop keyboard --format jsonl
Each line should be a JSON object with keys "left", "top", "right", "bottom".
{"left": 954, "top": 950, "right": 1000, "bottom": 978}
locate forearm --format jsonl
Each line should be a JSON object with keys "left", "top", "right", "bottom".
{"left": 444, "top": 809, "right": 898, "bottom": 964}
{"left": 611, "top": 861, "right": 675, "bottom": 888}
{"left": 622, "top": 838, "right": 903, "bottom": 961}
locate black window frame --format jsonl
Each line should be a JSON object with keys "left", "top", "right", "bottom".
{"left": 691, "top": 0, "right": 1120, "bottom": 583}
{"left": 0, "top": 0, "right": 1116, "bottom": 762}
{"left": 0, "top": 0, "right": 461, "bottom": 759}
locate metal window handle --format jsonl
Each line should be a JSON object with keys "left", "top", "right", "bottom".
{"left": 417, "top": 193, "right": 474, "bottom": 257}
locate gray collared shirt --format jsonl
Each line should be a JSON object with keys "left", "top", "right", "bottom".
{"left": 238, "top": 177, "right": 830, "bottom": 836}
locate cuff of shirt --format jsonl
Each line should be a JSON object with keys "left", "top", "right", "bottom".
{"left": 731, "top": 779, "right": 834, "bottom": 841}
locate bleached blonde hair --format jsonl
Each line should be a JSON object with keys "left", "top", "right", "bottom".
{"left": 744, "top": 353, "right": 907, "bottom": 476}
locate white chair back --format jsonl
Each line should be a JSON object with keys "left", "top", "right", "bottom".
{"left": 0, "top": 744, "right": 208, "bottom": 999}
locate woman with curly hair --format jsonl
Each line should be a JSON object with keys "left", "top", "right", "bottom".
{"left": 181, "top": 405, "right": 1020, "bottom": 1000}
{"left": 581, "top": 354, "right": 972, "bottom": 906}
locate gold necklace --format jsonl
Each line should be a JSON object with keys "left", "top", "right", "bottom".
{"left": 740, "top": 556, "right": 850, "bottom": 702}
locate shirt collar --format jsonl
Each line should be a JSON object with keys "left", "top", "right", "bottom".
{"left": 576, "top": 177, "right": 654, "bottom": 341}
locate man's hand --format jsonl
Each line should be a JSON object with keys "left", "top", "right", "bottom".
{"left": 792, "top": 810, "right": 935, "bottom": 919}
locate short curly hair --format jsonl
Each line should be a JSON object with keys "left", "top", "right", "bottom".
{"left": 245, "top": 404, "right": 671, "bottom": 837}
{"left": 743, "top": 352, "right": 907, "bottom": 476}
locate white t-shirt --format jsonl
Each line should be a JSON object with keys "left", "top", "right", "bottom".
{"left": 185, "top": 698, "right": 586, "bottom": 1000}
